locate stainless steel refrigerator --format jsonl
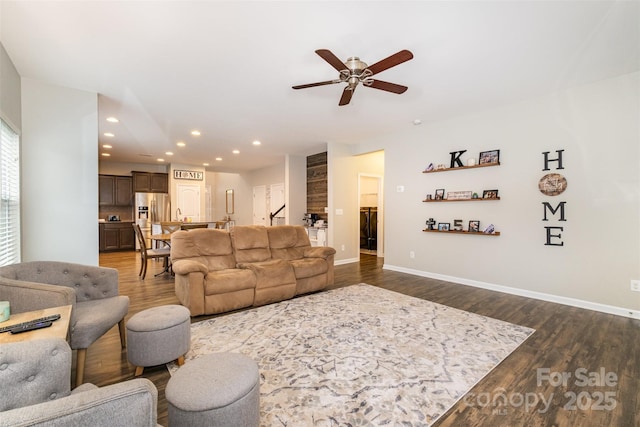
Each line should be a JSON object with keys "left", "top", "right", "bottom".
{"left": 135, "top": 193, "right": 171, "bottom": 249}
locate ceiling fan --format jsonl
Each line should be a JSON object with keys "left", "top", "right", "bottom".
{"left": 292, "top": 49, "right": 413, "bottom": 106}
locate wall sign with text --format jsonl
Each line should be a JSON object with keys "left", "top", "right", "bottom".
{"left": 540, "top": 150, "right": 567, "bottom": 246}
{"left": 174, "top": 170, "right": 204, "bottom": 181}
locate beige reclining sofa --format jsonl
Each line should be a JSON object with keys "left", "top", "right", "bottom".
{"left": 171, "top": 225, "right": 336, "bottom": 316}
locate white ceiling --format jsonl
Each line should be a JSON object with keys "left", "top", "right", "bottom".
{"left": 1, "top": 1, "right": 638, "bottom": 172}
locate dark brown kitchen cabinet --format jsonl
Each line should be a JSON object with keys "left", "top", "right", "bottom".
{"left": 132, "top": 172, "right": 169, "bottom": 193}
{"left": 99, "top": 222, "right": 135, "bottom": 252}
{"left": 99, "top": 175, "right": 133, "bottom": 206}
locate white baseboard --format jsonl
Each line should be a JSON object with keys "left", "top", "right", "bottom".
{"left": 383, "top": 264, "right": 640, "bottom": 319}
{"left": 334, "top": 257, "right": 359, "bottom": 266}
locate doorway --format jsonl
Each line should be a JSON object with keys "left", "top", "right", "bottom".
{"left": 358, "top": 174, "right": 383, "bottom": 257}
{"left": 270, "top": 183, "right": 285, "bottom": 225}
{"left": 176, "top": 184, "right": 201, "bottom": 222}
{"left": 253, "top": 185, "right": 267, "bottom": 225}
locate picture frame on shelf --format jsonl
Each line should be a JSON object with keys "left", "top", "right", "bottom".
{"left": 483, "top": 189, "right": 499, "bottom": 199}
{"left": 479, "top": 149, "right": 500, "bottom": 165}
{"left": 447, "top": 190, "right": 472, "bottom": 200}
{"left": 468, "top": 220, "right": 480, "bottom": 232}
{"left": 425, "top": 194, "right": 432, "bottom": 200}
{"left": 483, "top": 223, "right": 496, "bottom": 234}
{"left": 434, "top": 189, "right": 445, "bottom": 200}
{"left": 437, "top": 223, "right": 450, "bottom": 231}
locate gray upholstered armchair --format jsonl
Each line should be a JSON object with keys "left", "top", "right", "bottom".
{"left": 0, "top": 261, "right": 129, "bottom": 386}
{"left": 0, "top": 338, "right": 160, "bottom": 427}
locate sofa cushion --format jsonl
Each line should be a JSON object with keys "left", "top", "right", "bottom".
{"left": 267, "top": 225, "right": 311, "bottom": 260}
{"left": 231, "top": 226, "right": 271, "bottom": 263}
{"left": 204, "top": 269, "right": 256, "bottom": 295}
{"left": 237, "top": 259, "right": 295, "bottom": 290}
{"left": 171, "top": 229, "right": 236, "bottom": 271}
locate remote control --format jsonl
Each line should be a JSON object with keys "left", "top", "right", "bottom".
{"left": 0, "top": 314, "right": 61, "bottom": 333}
{"left": 9, "top": 321, "right": 53, "bottom": 334}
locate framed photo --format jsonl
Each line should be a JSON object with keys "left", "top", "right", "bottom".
{"left": 446, "top": 190, "right": 472, "bottom": 200}
{"left": 437, "top": 222, "right": 450, "bottom": 231}
{"left": 483, "top": 189, "right": 499, "bottom": 199}
{"left": 434, "top": 189, "right": 445, "bottom": 200}
{"left": 425, "top": 194, "right": 432, "bottom": 200}
{"left": 479, "top": 149, "right": 500, "bottom": 165}
{"left": 468, "top": 220, "right": 480, "bottom": 232}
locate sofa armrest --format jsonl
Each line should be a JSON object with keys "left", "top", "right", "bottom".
{"left": 0, "top": 278, "right": 76, "bottom": 315}
{"left": 0, "top": 379, "right": 159, "bottom": 427}
{"left": 172, "top": 259, "right": 209, "bottom": 275}
{"left": 303, "top": 246, "right": 337, "bottom": 260}
{"left": 172, "top": 260, "right": 208, "bottom": 316}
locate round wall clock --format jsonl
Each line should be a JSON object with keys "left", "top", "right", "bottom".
{"left": 538, "top": 173, "right": 567, "bottom": 196}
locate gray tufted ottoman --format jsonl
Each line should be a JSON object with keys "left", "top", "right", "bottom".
{"left": 166, "top": 353, "right": 260, "bottom": 427}
{"left": 126, "top": 304, "right": 191, "bottom": 376}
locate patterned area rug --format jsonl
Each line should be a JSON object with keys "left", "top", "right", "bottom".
{"left": 168, "top": 284, "right": 534, "bottom": 426}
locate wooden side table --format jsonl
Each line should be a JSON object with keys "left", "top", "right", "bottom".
{"left": 0, "top": 305, "right": 72, "bottom": 344}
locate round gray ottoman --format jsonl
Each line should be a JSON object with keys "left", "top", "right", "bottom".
{"left": 126, "top": 304, "right": 191, "bottom": 376}
{"left": 166, "top": 353, "right": 260, "bottom": 427}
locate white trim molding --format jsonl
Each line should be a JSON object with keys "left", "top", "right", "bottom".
{"left": 383, "top": 264, "right": 640, "bottom": 319}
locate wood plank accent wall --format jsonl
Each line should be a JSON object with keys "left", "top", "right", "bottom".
{"left": 307, "top": 152, "right": 328, "bottom": 222}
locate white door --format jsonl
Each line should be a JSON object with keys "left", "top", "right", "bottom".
{"left": 253, "top": 185, "right": 267, "bottom": 225}
{"left": 270, "top": 183, "right": 285, "bottom": 225}
{"left": 177, "top": 184, "right": 200, "bottom": 222}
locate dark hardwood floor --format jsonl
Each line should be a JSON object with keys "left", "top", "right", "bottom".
{"left": 89, "top": 250, "right": 639, "bottom": 427}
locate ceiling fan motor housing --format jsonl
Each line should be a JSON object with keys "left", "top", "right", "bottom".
{"left": 344, "top": 57, "right": 373, "bottom": 88}
{"left": 345, "top": 56, "right": 368, "bottom": 73}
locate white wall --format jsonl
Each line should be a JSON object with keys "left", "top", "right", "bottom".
{"left": 0, "top": 43, "right": 20, "bottom": 130}
{"left": 21, "top": 78, "right": 99, "bottom": 265}
{"left": 347, "top": 72, "right": 639, "bottom": 316}
{"left": 210, "top": 171, "right": 252, "bottom": 225}
{"left": 285, "top": 154, "right": 307, "bottom": 226}
{"left": 98, "top": 161, "right": 168, "bottom": 176}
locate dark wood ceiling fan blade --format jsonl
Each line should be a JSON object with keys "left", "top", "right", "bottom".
{"left": 367, "top": 79, "right": 408, "bottom": 94}
{"left": 316, "top": 49, "right": 348, "bottom": 72}
{"left": 339, "top": 87, "right": 354, "bottom": 106}
{"left": 366, "top": 50, "right": 413, "bottom": 76}
{"left": 292, "top": 79, "right": 341, "bottom": 90}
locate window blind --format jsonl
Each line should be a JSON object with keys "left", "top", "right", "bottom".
{"left": 0, "top": 118, "right": 20, "bottom": 266}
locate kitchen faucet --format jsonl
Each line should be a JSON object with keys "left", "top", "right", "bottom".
{"left": 176, "top": 208, "right": 182, "bottom": 221}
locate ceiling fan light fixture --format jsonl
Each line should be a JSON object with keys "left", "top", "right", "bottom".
{"left": 293, "top": 49, "right": 413, "bottom": 106}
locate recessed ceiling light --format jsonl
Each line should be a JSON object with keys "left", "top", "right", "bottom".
{"left": 177, "top": 141, "right": 186, "bottom": 147}
{"left": 157, "top": 158, "right": 165, "bottom": 162}
{"left": 203, "top": 163, "right": 210, "bottom": 166}
{"left": 102, "top": 144, "right": 112, "bottom": 149}
{"left": 106, "top": 117, "right": 119, "bottom": 123}
{"left": 103, "top": 132, "right": 115, "bottom": 137}
{"left": 101, "top": 153, "right": 111, "bottom": 157}
{"left": 252, "top": 140, "right": 261, "bottom": 146}
{"left": 191, "top": 130, "right": 201, "bottom": 136}
{"left": 412, "top": 119, "right": 422, "bottom": 125}
{"left": 232, "top": 150, "right": 240, "bottom": 154}
{"left": 165, "top": 151, "right": 174, "bottom": 156}
{"left": 215, "top": 157, "right": 223, "bottom": 161}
